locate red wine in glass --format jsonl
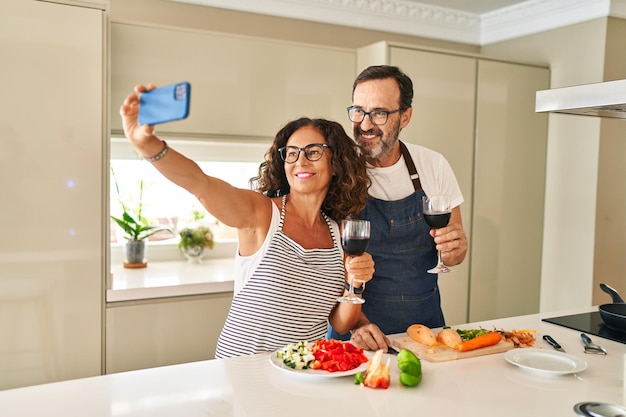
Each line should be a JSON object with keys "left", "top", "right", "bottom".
{"left": 342, "top": 237, "right": 370, "bottom": 256}
{"left": 338, "top": 219, "right": 370, "bottom": 304}
{"left": 422, "top": 195, "right": 452, "bottom": 274}
{"left": 424, "top": 212, "right": 451, "bottom": 229}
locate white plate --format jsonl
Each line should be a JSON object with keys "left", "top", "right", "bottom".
{"left": 505, "top": 348, "right": 587, "bottom": 377}
{"left": 268, "top": 351, "right": 369, "bottom": 378}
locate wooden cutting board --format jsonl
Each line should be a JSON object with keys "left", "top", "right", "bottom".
{"left": 392, "top": 336, "right": 514, "bottom": 363}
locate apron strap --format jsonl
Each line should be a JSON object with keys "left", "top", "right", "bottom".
{"left": 399, "top": 141, "right": 423, "bottom": 191}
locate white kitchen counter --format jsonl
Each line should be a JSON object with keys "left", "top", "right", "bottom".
{"left": 107, "top": 258, "right": 235, "bottom": 302}
{"left": 0, "top": 306, "right": 623, "bottom": 416}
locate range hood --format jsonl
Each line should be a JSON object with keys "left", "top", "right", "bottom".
{"left": 536, "top": 79, "right": 626, "bottom": 119}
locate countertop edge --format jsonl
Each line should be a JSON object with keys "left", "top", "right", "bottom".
{"left": 106, "top": 280, "right": 234, "bottom": 303}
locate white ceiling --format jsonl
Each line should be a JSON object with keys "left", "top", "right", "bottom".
{"left": 172, "top": 0, "right": 626, "bottom": 45}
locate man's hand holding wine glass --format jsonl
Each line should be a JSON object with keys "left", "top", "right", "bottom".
{"left": 423, "top": 195, "right": 454, "bottom": 273}
{"left": 423, "top": 194, "right": 467, "bottom": 270}
{"left": 430, "top": 218, "right": 467, "bottom": 267}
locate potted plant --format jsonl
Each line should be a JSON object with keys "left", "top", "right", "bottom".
{"left": 178, "top": 209, "right": 214, "bottom": 263}
{"left": 110, "top": 167, "right": 172, "bottom": 268}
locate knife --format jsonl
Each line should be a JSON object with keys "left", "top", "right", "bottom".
{"left": 387, "top": 345, "right": 399, "bottom": 355}
{"left": 543, "top": 335, "right": 566, "bottom": 352}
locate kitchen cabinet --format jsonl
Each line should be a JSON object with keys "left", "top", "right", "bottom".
{"left": 358, "top": 42, "right": 549, "bottom": 324}
{"left": 0, "top": 0, "right": 107, "bottom": 390}
{"left": 470, "top": 60, "right": 548, "bottom": 321}
{"left": 110, "top": 23, "right": 356, "bottom": 139}
{"left": 105, "top": 293, "right": 232, "bottom": 373}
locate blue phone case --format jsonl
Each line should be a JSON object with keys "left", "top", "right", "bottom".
{"left": 138, "top": 81, "right": 191, "bottom": 125}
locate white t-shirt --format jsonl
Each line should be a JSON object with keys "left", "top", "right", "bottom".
{"left": 367, "top": 142, "right": 464, "bottom": 209}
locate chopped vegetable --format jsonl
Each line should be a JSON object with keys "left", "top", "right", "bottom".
{"left": 276, "top": 340, "right": 367, "bottom": 372}
{"left": 311, "top": 339, "right": 368, "bottom": 372}
{"left": 455, "top": 328, "right": 492, "bottom": 341}
{"left": 455, "top": 331, "right": 503, "bottom": 351}
{"left": 354, "top": 371, "right": 364, "bottom": 385}
{"left": 276, "top": 341, "right": 315, "bottom": 370}
{"left": 399, "top": 372, "right": 422, "bottom": 387}
{"left": 397, "top": 349, "right": 420, "bottom": 375}
{"left": 397, "top": 349, "right": 422, "bottom": 387}
{"left": 499, "top": 329, "right": 536, "bottom": 347}
{"left": 441, "top": 326, "right": 536, "bottom": 350}
{"left": 407, "top": 324, "right": 437, "bottom": 346}
{"left": 363, "top": 349, "right": 390, "bottom": 389}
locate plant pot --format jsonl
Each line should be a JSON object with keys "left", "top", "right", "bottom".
{"left": 124, "top": 240, "right": 147, "bottom": 268}
{"left": 181, "top": 245, "right": 206, "bottom": 263}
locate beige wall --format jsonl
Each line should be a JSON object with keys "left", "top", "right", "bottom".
{"left": 482, "top": 18, "right": 626, "bottom": 310}
{"left": 594, "top": 18, "right": 626, "bottom": 305}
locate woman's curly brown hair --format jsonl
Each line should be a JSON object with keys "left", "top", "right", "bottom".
{"left": 251, "top": 117, "right": 370, "bottom": 222}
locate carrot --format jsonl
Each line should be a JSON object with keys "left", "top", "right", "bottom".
{"left": 454, "top": 331, "right": 502, "bottom": 352}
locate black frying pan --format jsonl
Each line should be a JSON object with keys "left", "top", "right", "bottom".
{"left": 599, "top": 283, "right": 626, "bottom": 332}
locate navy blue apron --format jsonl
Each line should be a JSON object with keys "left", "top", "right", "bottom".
{"left": 329, "top": 141, "right": 443, "bottom": 339}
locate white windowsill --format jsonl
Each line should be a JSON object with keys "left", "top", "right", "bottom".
{"left": 108, "top": 240, "right": 237, "bottom": 303}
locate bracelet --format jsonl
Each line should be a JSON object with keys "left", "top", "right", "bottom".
{"left": 144, "top": 140, "right": 168, "bottom": 162}
{"left": 345, "top": 281, "right": 365, "bottom": 295}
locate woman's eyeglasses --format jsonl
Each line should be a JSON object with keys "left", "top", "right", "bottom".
{"left": 278, "top": 144, "right": 330, "bottom": 164}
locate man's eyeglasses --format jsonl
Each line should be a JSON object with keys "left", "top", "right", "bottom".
{"left": 278, "top": 144, "right": 330, "bottom": 164}
{"left": 347, "top": 106, "right": 401, "bottom": 125}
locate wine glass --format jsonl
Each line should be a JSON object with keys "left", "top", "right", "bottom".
{"left": 337, "top": 219, "right": 370, "bottom": 304}
{"left": 422, "top": 195, "right": 453, "bottom": 274}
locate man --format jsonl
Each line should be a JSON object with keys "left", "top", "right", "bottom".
{"left": 330, "top": 65, "right": 468, "bottom": 352}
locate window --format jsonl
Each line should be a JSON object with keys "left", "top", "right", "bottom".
{"left": 110, "top": 137, "right": 270, "bottom": 258}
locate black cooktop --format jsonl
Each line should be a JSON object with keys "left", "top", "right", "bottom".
{"left": 542, "top": 311, "right": 626, "bottom": 345}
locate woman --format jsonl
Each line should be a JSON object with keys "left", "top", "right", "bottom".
{"left": 120, "top": 84, "right": 373, "bottom": 358}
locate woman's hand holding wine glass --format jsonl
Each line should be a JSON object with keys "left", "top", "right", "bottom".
{"left": 338, "top": 219, "right": 370, "bottom": 304}
{"left": 422, "top": 195, "right": 453, "bottom": 274}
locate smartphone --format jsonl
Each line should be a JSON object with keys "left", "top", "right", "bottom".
{"left": 138, "top": 81, "right": 191, "bottom": 125}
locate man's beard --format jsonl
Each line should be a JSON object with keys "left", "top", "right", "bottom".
{"left": 354, "top": 119, "right": 401, "bottom": 160}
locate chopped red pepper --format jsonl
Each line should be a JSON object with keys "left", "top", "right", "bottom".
{"left": 310, "top": 339, "right": 368, "bottom": 372}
